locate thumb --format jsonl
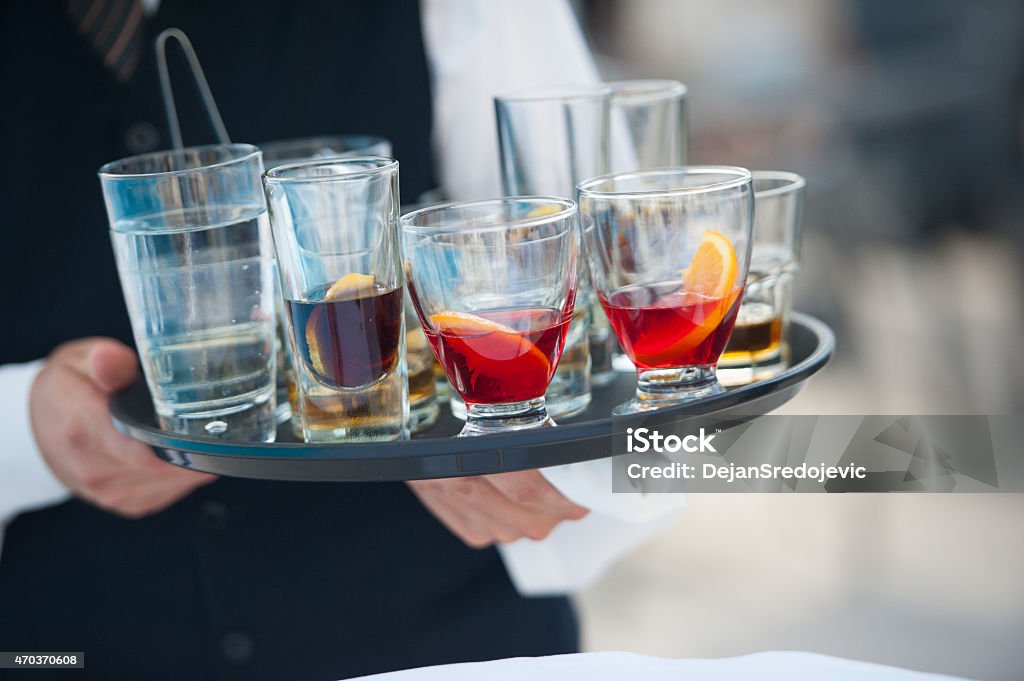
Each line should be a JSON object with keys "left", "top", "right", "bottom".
{"left": 86, "top": 339, "right": 140, "bottom": 393}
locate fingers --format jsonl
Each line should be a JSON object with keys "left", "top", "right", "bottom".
{"left": 30, "top": 337, "right": 216, "bottom": 519}
{"left": 86, "top": 339, "right": 139, "bottom": 393}
{"left": 408, "top": 471, "right": 591, "bottom": 549}
{"left": 408, "top": 483, "right": 496, "bottom": 548}
{"left": 450, "top": 476, "right": 566, "bottom": 542}
{"left": 486, "top": 471, "right": 590, "bottom": 521}
{"left": 86, "top": 466, "right": 217, "bottom": 518}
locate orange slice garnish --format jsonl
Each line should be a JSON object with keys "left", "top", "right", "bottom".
{"left": 429, "top": 310, "right": 551, "bottom": 376}
{"left": 683, "top": 230, "right": 738, "bottom": 298}
{"left": 306, "top": 273, "right": 376, "bottom": 383}
{"left": 324, "top": 272, "right": 376, "bottom": 301}
{"left": 654, "top": 231, "right": 741, "bottom": 360}
{"left": 430, "top": 311, "right": 518, "bottom": 336}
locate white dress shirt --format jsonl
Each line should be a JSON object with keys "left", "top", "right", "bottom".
{"left": 0, "top": 0, "right": 682, "bottom": 591}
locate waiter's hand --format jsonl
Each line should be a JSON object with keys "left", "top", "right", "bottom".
{"left": 408, "top": 471, "right": 589, "bottom": 548}
{"left": 30, "top": 338, "right": 215, "bottom": 518}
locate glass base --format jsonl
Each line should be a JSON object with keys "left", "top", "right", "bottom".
{"left": 613, "top": 365, "right": 725, "bottom": 415}
{"left": 459, "top": 398, "right": 555, "bottom": 437}
{"left": 302, "top": 423, "right": 407, "bottom": 443}
{"left": 409, "top": 399, "right": 441, "bottom": 434}
{"left": 450, "top": 392, "right": 590, "bottom": 422}
{"left": 543, "top": 390, "right": 592, "bottom": 419}
{"left": 157, "top": 394, "right": 277, "bottom": 442}
{"left": 274, "top": 391, "right": 293, "bottom": 424}
{"left": 717, "top": 342, "right": 790, "bottom": 387}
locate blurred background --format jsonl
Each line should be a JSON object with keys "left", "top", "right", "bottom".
{"left": 570, "top": 1, "right": 1024, "bottom": 679}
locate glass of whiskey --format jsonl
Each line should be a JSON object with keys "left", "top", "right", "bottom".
{"left": 718, "top": 171, "right": 806, "bottom": 386}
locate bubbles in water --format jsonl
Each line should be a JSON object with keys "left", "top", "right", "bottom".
{"left": 205, "top": 420, "right": 229, "bottom": 435}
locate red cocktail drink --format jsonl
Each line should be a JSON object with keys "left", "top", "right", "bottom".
{"left": 600, "top": 283, "right": 742, "bottom": 369}
{"left": 425, "top": 308, "right": 571, "bottom": 404}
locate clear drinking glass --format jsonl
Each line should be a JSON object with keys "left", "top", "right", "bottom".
{"left": 718, "top": 171, "right": 806, "bottom": 386}
{"left": 608, "top": 79, "right": 688, "bottom": 173}
{"left": 404, "top": 292, "right": 440, "bottom": 433}
{"left": 265, "top": 157, "right": 408, "bottom": 442}
{"left": 604, "top": 80, "right": 689, "bottom": 374}
{"left": 261, "top": 134, "right": 393, "bottom": 171}
{"left": 99, "top": 144, "right": 278, "bottom": 441}
{"left": 260, "top": 135, "right": 395, "bottom": 431}
{"left": 402, "top": 197, "right": 580, "bottom": 436}
{"left": 578, "top": 167, "right": 754, "bottom": 413}
{"left": 494, "top": 84, "right": 611, "bottom": 414}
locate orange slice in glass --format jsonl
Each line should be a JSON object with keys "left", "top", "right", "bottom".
{"left": 683, "top": 230, "right": 738, "bottom": 298}
{"left": 429, "top": 310, "right": 550, "bottom": 376}
{"left": 307, "top": 273, "right": 377, "bottom": 381}
{"left": 324, "top": 272, "right": 376, "bottom": 301}
{"left": 657, "top": 231, "right": 741, "bottom": 361}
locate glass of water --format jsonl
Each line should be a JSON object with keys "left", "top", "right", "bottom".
{"left": 99, "top": 144, "right": 277, "bottom": 441}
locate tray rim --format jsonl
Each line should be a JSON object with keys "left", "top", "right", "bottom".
{"left": 110, "top": 311, "right": 834, "bottom": 462}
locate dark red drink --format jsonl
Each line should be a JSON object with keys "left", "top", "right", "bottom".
{"left": 600, "top": 282, "right": 742, "bottom": 370}
{"left": 288, "top": 282, "right": 403, "bottom": 390}
{"left": 424, "top": 308, "right": 570, "bottom": 404}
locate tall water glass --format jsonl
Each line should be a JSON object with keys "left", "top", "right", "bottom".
{"left": 265, "top": 157, "right": 408, "bottom": 443}
{"left": 718, "top": 171, "right": 806, "bottom": 385}
{"left": 100, "top": 144, "right": 277, "bottom": 441}
{"left": 261, "top": 134, "right": 392, "bottom": 171}
{"left": 494, "top": 84, "right": 611, "bottom": 415}
{"left": 260, "top": 135, "right": 394, "bottom": 431}
{"left": 608, "top": 79, "right": 688, "bottom": 173}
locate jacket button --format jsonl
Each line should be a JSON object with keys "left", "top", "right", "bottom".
{"left": 199, "top": 500, "right": 228, "bottom": 533}
{"left": 220, "top": 630, "right": 254, "bottom": 664}
{"left": 124, "top": 121, "right": 160, "bottom": 153}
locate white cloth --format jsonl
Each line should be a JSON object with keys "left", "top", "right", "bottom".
{"left": 351, "top": 651, "right": 970, "bottom": 681}
{"left": 0, "top": 0, "right": 680, "bottom": 594}
{"left": 496, "top": 456, "right": 684, "bottom": 595}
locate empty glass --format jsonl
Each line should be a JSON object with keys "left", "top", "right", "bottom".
{"left": 718, "top": 171, "right": 806, "bottom": 385}
{"left": 261, "top": 134, "right": 392, "bottom": 171}
{"left": 100, "top": 144, "right": 277, "bottom": 441}
{"left": 494, "top": 84, "right": 611, "bottom": 415}
{"left": 578, "top": 167, "right": 754, "bottom": 413}
{"left": 265, "top": 157, "right": 408, "bottom": 442}
{"left": 608, "top": 79, "right": 688, "bottom": 173}
{"left": 402, "top": 198, "right": 580, "bottom": 436}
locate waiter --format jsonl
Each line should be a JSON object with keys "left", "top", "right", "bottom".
{"left": 0, "top": 1, "right": 601, "bottom": 679}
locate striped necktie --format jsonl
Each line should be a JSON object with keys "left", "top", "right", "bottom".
{"left": 66, "top": 0, "right": 145, "bottom": 83}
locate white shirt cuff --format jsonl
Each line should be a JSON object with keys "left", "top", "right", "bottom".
{"left": 0, "top": 360, "right": 71, "bottom": 534}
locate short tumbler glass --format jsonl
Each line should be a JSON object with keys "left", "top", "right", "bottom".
{"left": 265, "top": 157, "right": 408, "bottom": 442}
{"left": 578, "top": 167, "right": 754, "bottom": 413}
{"left": 402, "top": 198, "right": 580, "bottom": 436}
{"left": 99, "top": 144, "right": 278, "bottom": 441}
{"left": 718, "top": 170, "right": 806, "bottom": 385}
